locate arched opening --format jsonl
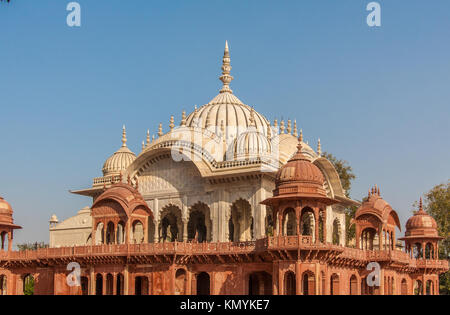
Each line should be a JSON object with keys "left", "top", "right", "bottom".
{"left": 318, "top": 214, "right": 324, "bottom": 243}
{"left": 332, "top": 219, "right": 341, "bottom": 245}
{"left": 321, "top": 272, "right": 326, "bottom": 295}
{"left": 160, "top": 205, "right": 182, "bottom": 242}
{"left": 330, "top": 274, "right": 339, "bottom": 295}
{"left": 80, "top": 276, "right": 89, "bottom": 295}
{"left": 135, "top": 276, "right": 148, "bottom": 295}
{"left": 302, "top": 272, "right": 315, "bottom": 295}
{"left": 401, "top": 279, "right": 408, "bottom": 295}
{"left": 228, "top": 215, "right": 235, "bottom": 241}
{"left": 426, "top": 280, "right": 433, "bottom": 295}
{"left": 350, "top": 275, "right": 357, "bottom": 295}
{"left": 425, "top": 243, "right": 434, "bottom": 259}
{"left": 248, "top": 272, "right": 272, "bottom": 295}
{"left": 413, "top": 243, "right": 423, "bottom": 259}
{"left": 95, "top": 274, "right": 103, "bottom": 295}
{"left": 95, "top": 222, "right": 104, "bottom": 245}
{"left": 116, "top": 273, "right": 124, "bottom": 295}
{"left": 132, "top": 220, "right": 144, "bottom": 244}
{"left": 116, "top": 221, "right": 125, "bottom": 244}
{"left": 196, "top": 272, "right": 210, "bottom": 295}
{"left": 361, "top": 228, "right": 377, "bottom": 250}
{"left": 0, "top": 275, "right": 7, "bottom": 295}
{"left": 230, "top": 199, "right": 253, "bottom": 242}
{"left": 188, "top": 211, "right": 207, "bottom": 242}
{"left": 106, "top": 274, "right": 114, "bottom": 295}
{"left": 106, "top": 222, "right": 115, "bottom": 244}
{"left": 188, "top": 202, "right": 211, "bottom": 243}
{"left": 284, "top": 271, "right": 296, "bottom": 295}
{"left": 282, "top": 208, "right": 296, "bottom": 236}
{"left": 175, "top": 269, "right": 187, "bottom": 295}
{"left": 265, "top": 211, "right": 274, "bottom": 237}
{"left": 22, "top": 274, "right": 34, "bottom": 295}
{"left": 414, "top": 280, "right": 423, "bottom": 295}
{"left": 300, "top": 208, "right": 315, "bottom": 242}
{"left": 148, "top": 218, "right": 155, "bottom": 243}
{"left": 1, "top": 232, "right": 8, "bottom": 250}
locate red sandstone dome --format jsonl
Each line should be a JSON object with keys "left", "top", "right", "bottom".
{"left": 264, "top": 139, "right": 336, "bottom": 205}
{"left": 92, "top": 180, "right": 153, "bottom": 218}
{"left": 0, "top": 196, "right": 14, "bottom": 225}
{"left": 402, "top": 198, "right": 440, "bottom": 238}
{"left": 354, "top": 186, "right": 401, "bottom": 229}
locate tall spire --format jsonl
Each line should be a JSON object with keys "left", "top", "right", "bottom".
{"left": 122, "top": 125, "right": 127, "bottom": 147}
{"left": 219, "top": 40, "right": 234, "bottom": 94}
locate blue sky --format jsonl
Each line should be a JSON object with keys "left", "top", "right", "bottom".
{"left": 0, "top": 0, "right": 449, "bottom": 245}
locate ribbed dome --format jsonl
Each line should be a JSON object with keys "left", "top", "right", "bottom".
{"left": 185, "top": 98, "right": 269, "bottom": 135}
{"left": 0, "top": 196, "right": 14, "bottom": 225}
{"left": 276, "top": 144, "right": 324, "bottom": 186}
{"left": 404, "top": 199, "right": 439, "bottom": 237}
{"left": 102, "top": 126, "right": 136, "bottom": 176}
{"left": 234, "top": 113, "right": 271, "bottom": 159}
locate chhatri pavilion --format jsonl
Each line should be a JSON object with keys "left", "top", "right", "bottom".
{"left": 0, "top": 42, "right": 447, "bottom": 295}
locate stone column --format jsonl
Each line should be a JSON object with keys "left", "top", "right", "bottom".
{"left": 314, "top": 208, "right": 319, "bottom": 243}
{"left": 113, "top": 273, "right": 117, "bottom": 295}
{"left": 295, "top": 262, "right": 301, "bottom": 295}
{"left": 124, "top": 265, "right": 129, "bottom": 295}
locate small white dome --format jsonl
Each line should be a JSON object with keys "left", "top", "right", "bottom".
{"left": 49, "top": 214, "right": 58, "bottom": 223}
{"left": 102, "top": 126, "right": 136, "bottom": 176}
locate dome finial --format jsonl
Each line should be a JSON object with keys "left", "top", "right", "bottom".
{"left": 146, "top": 130, "right": 150, "bottom": 147}
{"left": 417, "top": 197, "right": 425, "bottom": 214}
{"left": 299, "top": 129, "right": 303, "bottom": 142}
{"left": 293, "top": 120, "right": 298, "bottom": 137}
{"left": 249, "top": 107, "right": 256, "bottom": 127}
{"left": 317, "top": 138, "right": 321, "bottom": 156}
{"left": 122, "top": 125, "right": 127, "bottom": 147}
{"left": 219, "top": 41, "right": 234, "bottom": 94}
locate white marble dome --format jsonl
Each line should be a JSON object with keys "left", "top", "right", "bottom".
{"left": 102, "top": 126, "right": 136, "bottom": 176}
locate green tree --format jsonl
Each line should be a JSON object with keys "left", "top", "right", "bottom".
{"left": 23, "top": 275, "right": 34, "bottom": 295}
{"left": 17, "top": 242, "right": 48, "bottom": 251}
{"left": 422, "top": 181, "right": 449, "bottom": 295}
{"left": 322, "top": 152, "right": 357, "bottom": 245}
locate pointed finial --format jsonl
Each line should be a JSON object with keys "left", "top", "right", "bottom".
{"left": 317, "top": 138, "right": 322, "bottom": 156}
{"left": 181, "top": 110, "right": 186, "bottom": 126}
{"left": 293, "top": 120, "right": 298, "bottom": 137}
{"left": 158, "top": 123, "right": 163, "bottom": 137}
{"left": 418, "top": 197, "right": 425, "bottom": 214}
{"left": 122, "top": 125, "right": 127, "bottom": 147}
{"left": 142, "top": 141, "right": 145, "bottom": 151}
{"left": 368, "top": 189, "right": 371, "bottom": 197}
{"left": 299, "top": 129, "right": 303, "bottom": 142}
{"left": 287, "top": 119, "right": 292, "bottom": 134}
{"left": 273, "top": 119, "right": 278, "bottom": 128}
{"left": 152, "top": 134, "right": 155, "bottom": 143}
{"left": 169, "top": 115, "right": 175, "bottom": 131}
{"left": 219, "top": 41, "right": 234, "bottom": 94}
{"left": 249, "top": 108, "right": 256, "bottom": 127}
{"left": 280, "top": 120, "right": 285, "bottom": 134}
{"left": 377, "top": 185, "right": 380, "bottom": 195}
{"left": 146, "top": 130, "right": 150, "bottom": 146}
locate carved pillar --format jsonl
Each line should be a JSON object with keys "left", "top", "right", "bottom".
{"left": 323, "top": 209, "right": 327, "bottom": 244}
{"left": 314, "top": 208, "right": 319, "bottom": 244}
{"left": 295, "top": 262, "right": 301, "bottom": 295}
{"left": 113, "top": 273, "right": 117, "bottom": 295}
{"left": 183, "top": 219, "right": 188, "bottom": 242}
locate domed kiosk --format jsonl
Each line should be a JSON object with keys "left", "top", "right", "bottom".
{"left": 0, "top": 196, "right": 21, "bottom": 252}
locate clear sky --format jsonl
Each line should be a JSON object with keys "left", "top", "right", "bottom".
{"left": 1, "top": 1, "right": 449, "bottom": 245}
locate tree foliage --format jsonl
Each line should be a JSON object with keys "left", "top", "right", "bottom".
{"left": 322, "top": 152, "right": 357, "bottom": 245}
{"left": 422, "top": 181, "right": 449, "bottom": 295}
{"left": 17, "top": 242, "right": 48, "bottom": 251}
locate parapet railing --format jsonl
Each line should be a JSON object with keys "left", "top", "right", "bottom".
{"left": 0, "top": 238, "right": 447, "bottom": 270}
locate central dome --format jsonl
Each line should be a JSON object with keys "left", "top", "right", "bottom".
{"left": 185, "top": 41, "right": 269, "bottom": 135}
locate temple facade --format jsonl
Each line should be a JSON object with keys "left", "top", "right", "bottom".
{"left": 0, "top": 42, "right": 447, "bottom": 295}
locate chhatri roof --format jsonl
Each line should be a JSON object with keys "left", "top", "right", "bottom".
{"left": 400, "top": 198, "right": 441, "bottom": 240}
